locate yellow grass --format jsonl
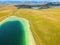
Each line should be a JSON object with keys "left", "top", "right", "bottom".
{"left": 0, "top": 5, "right": 60, "bottom": 45}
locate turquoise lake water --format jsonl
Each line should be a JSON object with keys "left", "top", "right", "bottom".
{"left": 0, "top": 21, "right": 26, "bottom": 45}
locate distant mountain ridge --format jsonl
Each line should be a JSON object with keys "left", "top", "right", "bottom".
{"left": 0, "top": 1, "right": 60, "bottom": 9}
{"left": 0, "top": 1, "right": 60, "bottom": 5}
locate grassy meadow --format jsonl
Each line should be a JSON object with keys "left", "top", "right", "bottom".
{"left": 0, "top": 5, "right": 60, "bottom": 45}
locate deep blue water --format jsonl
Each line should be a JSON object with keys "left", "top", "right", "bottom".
{"left": 0, "top": 21, "right": 26, "bottom": 45}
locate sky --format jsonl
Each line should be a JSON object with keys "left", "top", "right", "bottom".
{"left": 0, "top": 0, "right": 60, "bottom": 2}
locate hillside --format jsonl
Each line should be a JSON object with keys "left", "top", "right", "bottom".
{"left": 0, "top": 4, "right": 17, "bottom": 21}
{"left": 0, "top": 5, "right": 60, "bottom": 45}
{"left": 14, "top": 8, "right": 60, "bottom": 45}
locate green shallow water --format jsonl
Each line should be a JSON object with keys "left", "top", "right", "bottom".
{"left": 0, "top": 16, "right": 26, "bottom": 45}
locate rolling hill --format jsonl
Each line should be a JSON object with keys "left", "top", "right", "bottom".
{"left": 0, "top": 5, "right": 60, "bottom": 45}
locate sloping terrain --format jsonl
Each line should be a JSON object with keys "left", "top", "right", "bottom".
{"left": 0, "top": 5, "right": 60, "bottom": 45}
{"left": 0, "top": 4, "right": 17, "bottom": 21}
{"left": 14, "top": 8, "right": 60, "bottom": 45}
